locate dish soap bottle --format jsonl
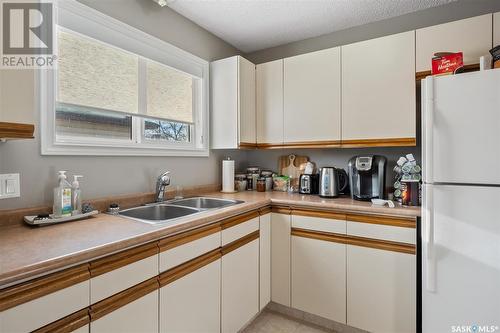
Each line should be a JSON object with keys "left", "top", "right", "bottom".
{"left": 53, "top": 171, "right": 72, "bottom": 217}
{"left": 71, "top": 175, "right": 83, "bottom": 216}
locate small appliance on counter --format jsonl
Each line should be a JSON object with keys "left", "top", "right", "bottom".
{"left": 348, "top": 155, "right": 386, "bottom": 201}
{"left": 319, "top": 167, "right": 348, "bottom": 198}
{"left": 299, "top": 174, "right": 319, "bottom": 194}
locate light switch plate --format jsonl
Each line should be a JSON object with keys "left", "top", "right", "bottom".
{"left": 0, "top": 173, "right": 20, "bottom": 199}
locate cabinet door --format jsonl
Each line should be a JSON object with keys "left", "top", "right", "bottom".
{"left": 347, "top": 245, "right": 416, "bottom": 333}
{"left": 284, "top": 47, "right": 341, "bottom": 144}
{"left": 239, "top": 57, "right": 256, "bottom": 145}
{"left": 291, "top": 235, "right": 346, "bottom": 323}
{"left": 221, "top": 239, "right": 259, "bottom": 333}
{"left": 160, "top": 259, "right": 220, "bottom": 333}
{"left": 259, "top": 212, "right": 271, "bottom": 310}
{"left": 211, "top": 56, "right": 255, "bottom": 149}
{"left": 211, "top": 56, "right": 238, "bottom": 149}
{"left": 495, "top": 12, "right": 500, "bottom": 46}
{"left": 342, "top": 31, "right": 416, "bottom": 143}
{"left": 90, "top": 290, "right": 158, "bottom": 333}
{"left": 256, "top": 60, "right": 283, "bottom": 146}
{"left": 416, "top": 14, "right": 493, "bottom": 72}
{"left": 271, "top": 212, "right": 290, "bottom": 306}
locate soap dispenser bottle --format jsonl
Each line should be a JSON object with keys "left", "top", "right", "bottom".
{"left": 53, "top": 171, "right": 72, "bottom": 217}
{"left": 71, "top": 175, "right": 83, "bottom": 215}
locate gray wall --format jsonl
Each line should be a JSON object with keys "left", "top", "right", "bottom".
{"left": 0, "top": 0, "right": 242, "bottom": 210}
{"left": 245, "top": 0, "right": 500, "bottom": 64}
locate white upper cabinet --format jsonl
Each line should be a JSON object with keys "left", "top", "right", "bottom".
{"left": 211, "top": 56, "right": 256, "bottom": 149}
{"left": 495, "top": 12, "right": 500, "bottom": 46}
{"left": 256, "top": 60, "right": 284, "bottom": 146}
{"left": 342, "top": 31, "right": 416, "bottom": 143}
{"left": 284, "top": 47, "right": 341, "bottom": 144}
{"left": 416, "top": 14, "right": 493, "bottom": 72}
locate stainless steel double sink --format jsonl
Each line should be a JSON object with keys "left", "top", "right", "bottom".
{"left": 118, "top": 197, "right": 244, "bottom": 225}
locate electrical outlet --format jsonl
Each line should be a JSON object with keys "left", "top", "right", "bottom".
{"left": 0, "top": 174, "right": 20, "bottom": 199}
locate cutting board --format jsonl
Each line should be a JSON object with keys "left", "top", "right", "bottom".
{"left": 279, "top": 155, "right": 309, "bottom": 189}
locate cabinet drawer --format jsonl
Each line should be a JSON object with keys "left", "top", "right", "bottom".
{"left": 90, "top": 242, "right": 158, "bottom": 304}
{"left": 159, "top": 223, "right": 221, "bottom": 272}
{"left": 0, "top": 265, "right": 90, "bottom": 333}
{"left": 90, "top": 278, "right": 159, "bottom": 333}
{"left": 291, "top": 210, "right": 346, "bottom": 234}
{"left": 221, "top": 211, "right": 259, "bottom": 246}
{"left": 347, "top": 220, "right": 416, "bottom": 244}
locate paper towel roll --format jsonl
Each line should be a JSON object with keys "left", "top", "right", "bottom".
{"left": 222, "top": 159, "right": 235, "bottom": 193}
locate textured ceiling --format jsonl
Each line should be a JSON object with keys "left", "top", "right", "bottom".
{"left": 167, "top": 0, "right": 456, "bottom": 52}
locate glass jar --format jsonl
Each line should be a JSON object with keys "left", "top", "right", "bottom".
{"left": 256, "top": 177, "right": 266, "bottom": 192}
{"left": 235, "top": 174, "right": 247, "bottom": 192}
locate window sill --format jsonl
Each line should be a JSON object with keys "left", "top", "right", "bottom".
{"left": 41, "top": 143, "right": 209, "bottom": 157}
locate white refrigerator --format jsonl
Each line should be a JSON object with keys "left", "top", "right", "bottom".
{"left": 422, "top": 69, "right": 500, "bottom": 333}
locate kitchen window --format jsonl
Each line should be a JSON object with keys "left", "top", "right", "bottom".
{"left": 40, "top": 1, "right": 209, "bottom": 156}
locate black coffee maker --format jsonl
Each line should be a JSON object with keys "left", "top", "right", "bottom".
{"left": 347, "top": 155, "right": 386, "bottom": 201}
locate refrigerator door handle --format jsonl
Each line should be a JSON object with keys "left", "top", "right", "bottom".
{"left": 423, "top": 184, "right": 436, "bottom": 292}
{"left": 423, "top": 77, "right": 434, "bottom": 183}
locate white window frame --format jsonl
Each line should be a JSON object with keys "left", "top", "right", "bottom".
{"left": 39, "top": 0, "right": 209, "bottom": 156}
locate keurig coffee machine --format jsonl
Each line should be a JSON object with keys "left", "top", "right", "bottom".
{"left": 348, "top": 155, "right": 386, "bottom": 201}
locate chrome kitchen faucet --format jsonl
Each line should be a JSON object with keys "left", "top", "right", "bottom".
{"left": 155, "top": 171, "right": 171, "bottom": 202}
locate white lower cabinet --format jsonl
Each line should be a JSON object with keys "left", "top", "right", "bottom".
{"left": 222, "top": 239, "right": 259, "bottom": 333}
{"left": 0, "top": 265, "right": 90, "bottom": 333}
{"left": 160, "top": 259, "right": 221, "bottom": 333}
{"left": 90, "top": 289, "right": 158, "bottom": 333}
{"left": 259, "top": 212, "right": 271, "bottom": 310}
{"left": 291, "top": 235, "right": 346, "bottom": 323}
{"left": 347, "top": 245, "right": 416, "bottom": 333}
{"left": 271, "top": 212, "right": 291, "bottom": 306}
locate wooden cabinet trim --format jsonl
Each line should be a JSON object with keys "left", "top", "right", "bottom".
{"left": 259, "top": 206, "right": 272, "bottom": 215}
{"left": 159, "top": 223, "right": 221, "bottom": 252}
{"left": 0, "top": 264, "right": 90, "bottom": 311}
{"left": 347, "top": 234, "right": 416, "bottom": 255}
{"left": 89, "top": 277, "right": 159, "bottom": 321}
{"left": 221, "top": 210, "right": 260, "bottom": 230}
{"left": 256, "top": 139, "right": 415, "bottom": 149}
{"left": 32, "top": 308, "right": 90, "bottom": 333}
{"left": 291, "top": 228, "right": 347, "bottom": 244}
{"left": 347, "top": 213, "right": 416, "bottom": 229}
{"left": 159, "top": 248, "right": 221, "bottom": 287}
{"left": 221, "top": 230, "right": 260, "bottom": 256}
{"left": 415, "top": 63, "right": 480, "bottom": 81}
{"left": 291, "top": 228, "right": 415, "bottom": 254}
{"left": 90, "top": 242, "right": 158, "bottom": 277}
{"left": 0, "top": 122, "right": 35, "bottom": 139}
{"left": 340, "top": 138, "right": 416, "bottom": 148}
{"left": 271, "top": 205, "right": 291, "bottom": 214}
{"left": 282, "top": 140, "right": 342, "bottom": 148}
{"left": 291, "top": 208, "right": 346, "bottom": 220}
{"left": 238, "top": 142, "right": 258, "bottom": 149}
{"left": 256, "top": 143, "right": 284, "bottom": 149}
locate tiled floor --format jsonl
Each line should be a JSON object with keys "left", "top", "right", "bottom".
{"left": 242, "top": 310, "right": 334, "bottom": 333}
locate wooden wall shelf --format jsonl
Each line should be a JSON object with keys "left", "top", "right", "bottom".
{"left": 0, "top": 122, "right": 34, "bottom": 140}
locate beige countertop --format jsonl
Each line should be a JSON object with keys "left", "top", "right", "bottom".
{"left": 0, "top": 191, "right": 420, "bottom": 288}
